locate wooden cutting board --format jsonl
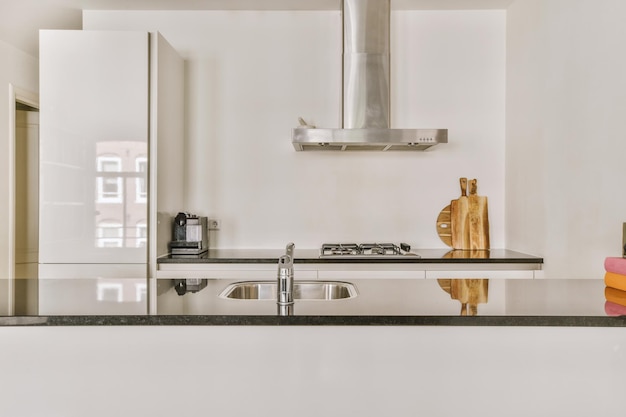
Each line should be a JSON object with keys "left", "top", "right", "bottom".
{"left": 436, "top": 204, "right": 452, "bottom": 247}
{"left": 451, "top": 177, "right": 470, "bottom": 250}
{"left": 467, "top": 178, "right": 490, "bottom": 250}
{"left": 436, "top": 177, "right": 490, "bottom": 250}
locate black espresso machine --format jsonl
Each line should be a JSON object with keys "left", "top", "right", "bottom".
{"left": 169, "top": 212, "right": 208, "bottom": 255}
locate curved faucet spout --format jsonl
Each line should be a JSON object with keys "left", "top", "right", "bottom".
{"left": 277, "top": 243, "right": 295, "bottom": 311}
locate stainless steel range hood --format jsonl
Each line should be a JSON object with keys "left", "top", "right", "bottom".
{"left": 292, "top": 0, "right": 447, "bottom": 152}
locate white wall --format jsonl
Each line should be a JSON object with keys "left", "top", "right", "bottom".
{"left": 1, "top": 325, "right": 624, "bottom": 417}
{"left": 0, "top": 39, "right": 38, "bottom": 310}
{"left": 84, "top": 9, "right": 506, "bottom": 251}
{"left": 506, "top": 0, "right": 626, "bottom": 278}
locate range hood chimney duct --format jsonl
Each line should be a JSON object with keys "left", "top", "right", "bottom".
{"left": 343, "top": 0, "right": 390, "bottom": 130}
{"left": 292, "top": 0, "right": 448, "bottom": 151}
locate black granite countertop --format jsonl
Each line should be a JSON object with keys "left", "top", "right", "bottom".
{"left": 157, "top": 248, "right": 544, "bottom": 264}
{"left": 2, "top": 278, "right": 624, "bottom": 327}
{"left": 1, "top": 315, "right": 624, "bottom": 327}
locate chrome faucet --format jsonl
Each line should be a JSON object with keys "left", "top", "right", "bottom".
{"left": 277, "top": 242, "right": 295, "bottom": 315}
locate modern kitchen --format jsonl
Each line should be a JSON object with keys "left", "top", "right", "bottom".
{"left": 1, "top": 0, "right": 626, "bottom": 416}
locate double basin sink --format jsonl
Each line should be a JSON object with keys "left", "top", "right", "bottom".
{"left": 219, "top": 281, "right": 358, "bottom": 301}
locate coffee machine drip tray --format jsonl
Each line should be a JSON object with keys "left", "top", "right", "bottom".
{"left": 169, "top": 241, "right": 208, "bottom": 255}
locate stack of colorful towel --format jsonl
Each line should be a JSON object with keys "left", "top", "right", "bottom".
{"left": 604, "top": 257, "right": 626, "bottom": 316}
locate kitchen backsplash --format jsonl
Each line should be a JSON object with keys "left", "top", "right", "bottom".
{"left": 84, "top": 9, "right": 506, "bottom": 249}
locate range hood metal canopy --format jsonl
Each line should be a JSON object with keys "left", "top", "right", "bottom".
{"left": 292, "top": 0, "right": 448, "bottom": 152}
{"left": 292, "top": 127, "right": 447, "bottom": 151}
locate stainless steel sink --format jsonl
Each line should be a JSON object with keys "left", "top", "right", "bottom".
{"left": 219, "top": 281, "right": 358, "bottom": 301}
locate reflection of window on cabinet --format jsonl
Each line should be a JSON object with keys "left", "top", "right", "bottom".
{"left": 97, "top": 221, "right": 123, "bottom": 247}
{"left": 135, "top": 283, "right": 147, "bottom": 302}
{"left": 97, "top": 283, "right": 123, "bottom": 302}
{"left": 135, "top": 156, "right": 147, "bottom": 203}
{"left": 96, "top": 155, "right": 122, "bottom": 203}
{"left": 136, "top": 221, "right": 147, "bottom": 248}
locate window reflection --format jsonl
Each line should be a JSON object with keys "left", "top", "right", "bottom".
{"left": 96, "top": 155, "right": 123, "bottom": 203}
{"left": 95, "top": 281, "right": 147, "bottom": 303}
{"left": 135, "top": 283, "right": 147, "bottom": 302}
{"left": 96, "top": 220, "right": 123, "bottom": 247}
{"left": 135, "top": 156, "right": 147, "bottom": 202}
{"left": 94, "top": 142, "right": 147, "bottom": 248}
{"left": 97, "top": 283, "right": 123, "bottom": 302}
{"left": 135, "top": 222, "right": 147, "bottom": 248}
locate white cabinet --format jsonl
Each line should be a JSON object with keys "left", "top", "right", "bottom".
{"left": 39, "top": 30, "right": 184, "bottom": 313}
{"left": 39, "top": 30, "right": 150, "bottom": 264}
{"left": 40, "top": 30, "right": 183, "bottom": 265}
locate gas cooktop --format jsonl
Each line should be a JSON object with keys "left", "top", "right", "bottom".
{"left": 320, "top": 243, "right": 420, "bottom": 258}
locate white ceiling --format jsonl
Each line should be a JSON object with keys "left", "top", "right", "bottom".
{"left": 1, "top": 0, "right": 515, "bottom": 57}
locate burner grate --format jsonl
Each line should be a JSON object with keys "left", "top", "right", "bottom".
{"left": 321, "top": 243, "right": 361, "bottom": 256}
{"left": 360, "top": 243, "right": 399, "bottom": 256}
{"left": 320, "top": 242, "right": 417, "bottom": 257}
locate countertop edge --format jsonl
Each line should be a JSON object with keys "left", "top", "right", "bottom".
{"left": 157, "top": 248, "right": 544, "bottom": 264}
{"left": 157, "top": 258, "right": 545, "bottom": 264}
{"left": 1, "top": 315, "right": 623, "bottom": 327}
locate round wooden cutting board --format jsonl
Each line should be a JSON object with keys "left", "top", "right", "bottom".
{"left": 436, "top": 204, "right": 453, "bottom": 247}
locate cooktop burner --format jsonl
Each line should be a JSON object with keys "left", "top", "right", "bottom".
{"left": 320, "top": 243, "right": 419, "bottom": 258}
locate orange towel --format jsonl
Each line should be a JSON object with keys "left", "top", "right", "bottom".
{"left": 605, "top": 286, "right": 626, "bottom": 307}
{"left": 604, "top": 257, "right": 626, "bottom": 275}
{"left": 604, "top": 271, "right": 626, "bottom": 292}
{"left": 605, "top": 301, "right": 626, "bottom": 316}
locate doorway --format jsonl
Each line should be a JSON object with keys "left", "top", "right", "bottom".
{"left": 8, "top": 84, "right": 39, "bottom": 315}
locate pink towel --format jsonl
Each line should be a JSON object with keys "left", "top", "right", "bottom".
{"left": 605, "top": 301, "right": 626, "bottom": 316}
{"left": 604, "top": 257, "right": 626, "bottom": 275}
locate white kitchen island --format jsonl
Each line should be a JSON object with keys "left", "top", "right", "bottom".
{"left": 2, "top": 271, "right": 625, "bottom": 417}
{"left": 1, "top": 318, "right": 624, "bottom": 417}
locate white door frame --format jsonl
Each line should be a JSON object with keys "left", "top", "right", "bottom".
{"left": 8, "top": 83, "right": 39, "bottom": 315}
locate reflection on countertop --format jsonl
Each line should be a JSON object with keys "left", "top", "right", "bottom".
{"left": 437, "top": 250, "right": 490, "bottom": 316}
{"left": 156, "top": 278, "right": 610, "bottom": 317}
{"left": 438, "top": 279, "right": 489, "bottom": 316}
{"left": 0, "top": 278, "right": 147, "bottom": 316}
{"left": 2, "top": 278, "right": 626, "bottom": 327}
